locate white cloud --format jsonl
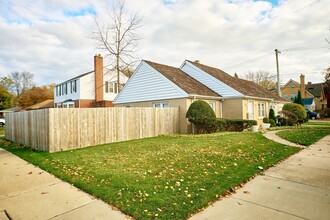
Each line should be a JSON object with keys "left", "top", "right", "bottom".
{"left": 0, "top": 0, "right": 329, "bottom": 86}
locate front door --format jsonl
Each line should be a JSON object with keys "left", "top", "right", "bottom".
{"left": 248, "top": 101, "right": 254, "bottom": 119}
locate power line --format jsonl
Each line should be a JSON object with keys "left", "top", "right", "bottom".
{"left": 223, "top": 52, "right": 273, "bottom": 69}
{"left": 224, "top": 43, "right": 329, "bottom": 71}
{"left": 282, "top": 44, "right": 329, "bottom": 52}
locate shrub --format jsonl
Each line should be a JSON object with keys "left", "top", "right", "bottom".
{"left": 280, "top": 110, "right": 298, "bottom": 126}
{"left": 319, "top": 108, "right": 330, "bottom": 118}
{"left": 276, "top": 117, "right": 288, "bottom": 126}
{"left": 282, "top": 103, "right": 307, "bottom": 121}
{"left": 269, "top": 119, "right": 276, "bottom": 127}
{"left": 216, "top": 118, "right": 257, "bottom": 132}
{"left": 186, "top": 100, "right": 216, "bottom": 134}
{"left": 269, "top": 108, "right": 275, "bottom": 120}
{"left": 263, "top": 117, "right": 269, "bottom": 123}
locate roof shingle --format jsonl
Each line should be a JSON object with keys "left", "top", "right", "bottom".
{"left": 188, "top": 61, "right": 286, "bottom": 102}
{"left": 144, "top": 60, "right": 220, "bottom": 97}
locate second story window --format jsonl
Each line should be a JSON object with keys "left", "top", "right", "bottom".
{"left": 105, "top": 81, "right": 121, "bottom": 94}
{"left": 70, "top": 80, "right": 77, "bottom": 93}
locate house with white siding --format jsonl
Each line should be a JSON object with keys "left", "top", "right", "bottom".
{"left": 54, "top": 55, "right": 128, "bottom": 108}
{"left": 114, "top": 60, "right": 287, "bottom": 133}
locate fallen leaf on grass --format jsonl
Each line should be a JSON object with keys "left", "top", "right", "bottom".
{"left": 257, "top": 166, "right": 264, "bottom": 170}
{"left": 243, "top": 190, "right": 250, "bottom": 194}
{"left": 41, "top": 192, "right": 49, "bottom": 195}
{"left": 238, "top": 201, "right": 243, "bottom": 205}
{"left": 28, "top": 172, "right": 32, "bottom": 174}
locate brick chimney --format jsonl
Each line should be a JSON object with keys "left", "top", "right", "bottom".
{"left": 94, "top": 54, "right": 103, "bottom": 102}
{"left": 300, "top": 74, "right": 305, "bottom": 98}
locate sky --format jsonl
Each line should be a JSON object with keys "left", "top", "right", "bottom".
{"left": 0, "top": 0, "right": 329, "bottom": 86}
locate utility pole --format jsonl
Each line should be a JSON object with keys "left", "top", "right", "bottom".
{"left": 275, "top": 49, "right": 281, "bottom": 96}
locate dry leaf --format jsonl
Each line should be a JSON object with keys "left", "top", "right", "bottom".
{"left": 41, "top": 192, "right": 49, "bottom": 194}
{"left": 238, "top": 201, "right": 243, "bottom": 205}
{"left": 28, "top": 172, "right": 32, "bottom": 174}
{"left": 243, "top": 190, "right": 250, "bottom": 194}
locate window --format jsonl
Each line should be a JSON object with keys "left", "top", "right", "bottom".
{"left": 63, "top": 102, "right": 74, "bottom": 108}
{"left": 153, "top": 103, "right": 169, "bottom": 108}
{"left": 290, "top": 94, "right": 297, "bottom": 101}
{"left": 59, "top": 85, "right": 62, "bottom": 96}
{"left": 209, "top": 101, "right": 216, "bottom": 113}
{"left": 105, "top": 81, "right": 122, "bottom": 94}
{"left": 258, "top": 102, "right": 266, "bottom": 118}
{"left": 290, "top": 83, "right": 294, "bottom": 89}
{"left": 73, "top": 80, "right": 77, "bottom": 92}
{"left": 56, "top": 86, "right": 58, "bottom": 96}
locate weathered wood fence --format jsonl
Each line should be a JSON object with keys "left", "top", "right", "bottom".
{"left": 5, "top": 107, "right": 180, "bottom": 152}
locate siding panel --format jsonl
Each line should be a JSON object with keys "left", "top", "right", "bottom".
{"left": 181, "top": 62, "right": 243, "bottom": 98}
{"left": 114, "top": 62, "right": 188, "bottom": 104}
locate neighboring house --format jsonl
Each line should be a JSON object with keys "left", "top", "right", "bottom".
{"left": 302, "top": 98, "right": 316, "bottom": 111}
{"left": 114, "top": 60, "right": 287, "bottom": 133}
{"left": 26, "top": 99, "right": 54, "bottom": 110}
{"left": 281, "top": 74, "right": 327, "bottom": 110}
{"left": 54, "top": 55, "right": 128, "bottom": 108}
{"left": 0, "top": 106, "right": 22, "bottom": 118}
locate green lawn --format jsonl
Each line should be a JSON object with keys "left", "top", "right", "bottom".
{"left": 276, "top": 129, "right": 330, "bottom": 146}
{"left": 0, "top": 132, "right": 300, "bottom": 219}
{"left": 0, "top": 127, "right": 4, "bottom": 136}
{"left": 304, "top": 121, "right": 330, "bottom": 126}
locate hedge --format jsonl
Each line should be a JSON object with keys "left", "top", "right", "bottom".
{"left": 216, "top": 118, "right": 257, "bottom": 132}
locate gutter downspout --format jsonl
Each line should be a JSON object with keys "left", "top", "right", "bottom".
{"left": 220, "top": 99, "right": 224, "bottom": 118}
{"left": 191, "top": 96, "right": 196, "bottom": 134}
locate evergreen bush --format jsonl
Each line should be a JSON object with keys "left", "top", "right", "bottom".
{"left": 186, "top": 100, "right": 216, "bottom": 134}
{"left": 282, "top": 103, "right": 307, "bottom": 121}
{"left": 269, "top": 119, "right": 276, "bottom": 127}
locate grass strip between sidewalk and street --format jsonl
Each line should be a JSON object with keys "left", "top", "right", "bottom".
{"left": 276, "top": 129, "right": 330, "bottom": 146}
{"left": 0, "top": 132, "right": 300, "bottom": 220}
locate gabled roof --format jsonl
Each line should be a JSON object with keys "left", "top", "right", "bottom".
{"left": 306, "top": 83, "right": 323, "bottom": 98}
{"left": 26, "top": 99, "right": 54, "bottom": 110}
{"left": 187, "top": 61, "right": 286, "bottom": 102}
{"left": 281, "top": 79, "right": 300, "bottom": 89}
{"left": 145, "top": 60, "right": 220, "bottom": 97}
{"left": 62, "top": 71, "right": 93, "bottom": 84}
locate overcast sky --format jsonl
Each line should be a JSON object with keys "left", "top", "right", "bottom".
{"left": 0, "top": 0, "right": 329, "bottom": 86}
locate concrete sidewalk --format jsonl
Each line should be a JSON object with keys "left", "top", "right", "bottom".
{"left": 190, "top": 133, "right": 330, "bottom": 220}
{"left": 0, "top": 149, "right": 129, "bottom": 220}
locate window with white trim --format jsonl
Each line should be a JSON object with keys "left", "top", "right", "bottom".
{"left": 105, "top": 81, "right": 123, "bottom": 94}
{"left": 209, "top": 101, "right": 216, "bottom": 113}
{"left": 153, "top": 103, "right": 169, "bottom": 108}
{"left": 258, "top": 102, "right": 266, "bottom": 118}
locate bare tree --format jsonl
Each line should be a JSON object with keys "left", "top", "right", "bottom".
{"left": 93, "top": 0, "right": 142, "bottom": 91}
{"left": 10, "top": 71, "right": 34, "bottom": 96}
{"left": 244, "top": 70, "right": 277, "bottom": 91}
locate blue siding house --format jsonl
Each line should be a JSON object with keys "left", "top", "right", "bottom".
{"left": 114, "top": 60, "right": 287, "bottom": 133}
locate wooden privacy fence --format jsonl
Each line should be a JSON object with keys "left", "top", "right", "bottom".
{"left": 5, "top": 107, "right": 180, "bottom": 152}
